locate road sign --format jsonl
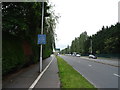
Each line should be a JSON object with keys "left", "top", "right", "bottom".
{"left": 38, "top": 34, "right": 46, "bottom": 44}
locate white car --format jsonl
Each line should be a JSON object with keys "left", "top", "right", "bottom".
{"left": 76, "top": 54, "right": 81, "bottom": 57}
{"left": 89, "top": 54, "right": 97, "bottom": 59}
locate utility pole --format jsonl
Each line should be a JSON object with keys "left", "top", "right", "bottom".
{"left": 40, "top": 2, "right": 44, "bottom": 73}
{"left": 91, "top": 39, "right": 92, "bottom": 54}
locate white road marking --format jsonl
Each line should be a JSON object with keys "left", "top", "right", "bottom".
{"left": 113, "top": 73, "right": 120, "bottom": 77}
{"left": 28, "top": 56, "right": 55, "bottom": 90}
{"left": 88, "top": 64, "right": 92, "bottom": 67}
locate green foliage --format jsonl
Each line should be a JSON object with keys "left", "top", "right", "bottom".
{"left": 78, "top": 31, "right": 88, "bottom": 53}
{"left": 92, "top": 23, "right": 120, "bottom": 54}
{"left": 62, "top": 31, "right": 88, "bottom": 54}
{"left": 84, "top": 37, "right": 91, "bottom": 54}
{"left": 2, "top": 32, "right": 24, "bottom": 75}
{"left": 2, "top": 2, "right": 58, "bottom": 75}
{"left": 104, "top": 37, "right": 119, "bottom": 53}
{"left": 61, "top": 23, "right": 120, "bottom": 57}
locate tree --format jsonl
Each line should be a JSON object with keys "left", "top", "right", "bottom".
{"left": 2, "top": 2, "right": 59, "bottom": 75}
{"left": 91, "top": 23, "right": 120, "bottom": 54}
{"left": 70, "top": 31, "right": 88, "bottom": 54}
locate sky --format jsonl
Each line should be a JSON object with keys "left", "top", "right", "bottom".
{"left": 49, "top": 0, "right": 120, "bottom": 50}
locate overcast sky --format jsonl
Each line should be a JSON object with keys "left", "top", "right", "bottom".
{"left": 49, "top": 0, "right": 119, "bottom": 50}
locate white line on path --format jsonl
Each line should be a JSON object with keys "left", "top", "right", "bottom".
{"left": 28, "top": 55, "right": 55, "bottom": 90}
{"left": 113, "top": 73, "right": 120, "bottom": 77}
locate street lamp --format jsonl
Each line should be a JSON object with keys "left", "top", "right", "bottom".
{"left": 39, "top": 2, "right": 44, "bottom": 73}
{"left": 91, "top": 39, "right": 92, "bottom": 54}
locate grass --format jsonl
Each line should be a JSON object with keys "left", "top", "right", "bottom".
{"left": 56, "top": 56, "right": 96, "bottom": 88}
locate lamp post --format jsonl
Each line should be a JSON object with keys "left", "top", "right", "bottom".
{"left": 40, "top": 2, "right": 44, "bottom": 73}
{"left": 91, "top": 39, "right": 92, "bottom": 54}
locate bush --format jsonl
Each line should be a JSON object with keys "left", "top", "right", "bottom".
{"left": 2, "top": 32, "right": 53, "bottom": 75}
{"left": 2, "top": 32, "right": 25, "bottom": 75}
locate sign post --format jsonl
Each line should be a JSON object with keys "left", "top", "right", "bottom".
{"left": 38, "top": 34, "right": 46, "bottom": 73}
{"left": 38, "top": 35, "right": 46, "bottom": 45}
{"left": 39, "top": 2, "right": 44, "bottom": 73}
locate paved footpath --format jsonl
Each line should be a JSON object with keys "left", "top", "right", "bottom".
{"left": 2, "top": 55, "right": 60, "bottom": 89}
{"left": 34, "top": 56, "right": 60, "bottom": 88}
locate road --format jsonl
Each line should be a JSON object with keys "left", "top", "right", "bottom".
{"left": 59, "top": 55, "right": 119, "bottom": 88}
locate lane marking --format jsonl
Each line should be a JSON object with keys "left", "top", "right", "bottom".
{"left": 88, "top": 64, "right": 92, "bottom": 67}
{"left": 28, "top": 55, "right": 55, "bottom": 90}
{"left": 80, "top": 57, "right": 119, "bottom": 67}
{"left": 113, "top": 73, "right": 120, "bottom": 77}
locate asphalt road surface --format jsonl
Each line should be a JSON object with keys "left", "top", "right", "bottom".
{"left": 59, "top": 55, "right": 119, "bottom": 88}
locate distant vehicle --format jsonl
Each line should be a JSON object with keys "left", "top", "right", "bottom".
{"left": 73, "top": 52, "right": 77, "bottom": 56}
{"left": 68, "top": 54, "right": 71, "bottom": 55}
{"left": 72, "top": 54, "right": 75, "bottom": 56}
{"left": 76, "top": 54, "right": 81, "bottom": 57}
{"left": 89, "top": 54, "right": 97, "bottom": 59}
{"left": 65, "top": 54, "right": 71, "bottom": 55}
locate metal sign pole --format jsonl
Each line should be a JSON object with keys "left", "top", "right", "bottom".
{"left": 91, "top": 39, "right": 92, "bottom": 54}
{"left": 40, "top": 2, "right": 44, "bottom": 73}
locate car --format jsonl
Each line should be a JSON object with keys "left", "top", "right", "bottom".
{"left": 76, "top": 54, "right": 81, "bottom": 57}
{"left": 72, "top": 54, "right": 76, "bottom": 56}
{"left": 89, "top": 54, "right": 97, "bottom": 59}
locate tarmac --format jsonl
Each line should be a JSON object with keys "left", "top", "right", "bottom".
{"left": 80, "top": 56, "right": 120, "bottom": 67}
{"left": 2, "top": 55, "right": 60, "bottom": 89}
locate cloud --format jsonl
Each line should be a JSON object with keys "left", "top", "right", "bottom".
{"left": 50, "top": 0, "right": 119, "bottom": 50}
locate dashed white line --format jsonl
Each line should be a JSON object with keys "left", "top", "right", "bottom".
{"left": 113, "top": 73, "right": 120, "bottom": 77}
{"left": 88, "top": 64, "right": 92, "bottom": 67}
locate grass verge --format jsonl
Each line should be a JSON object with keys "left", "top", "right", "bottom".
{"left": 56, "top": 56, "right": 96, "bottom": 88}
